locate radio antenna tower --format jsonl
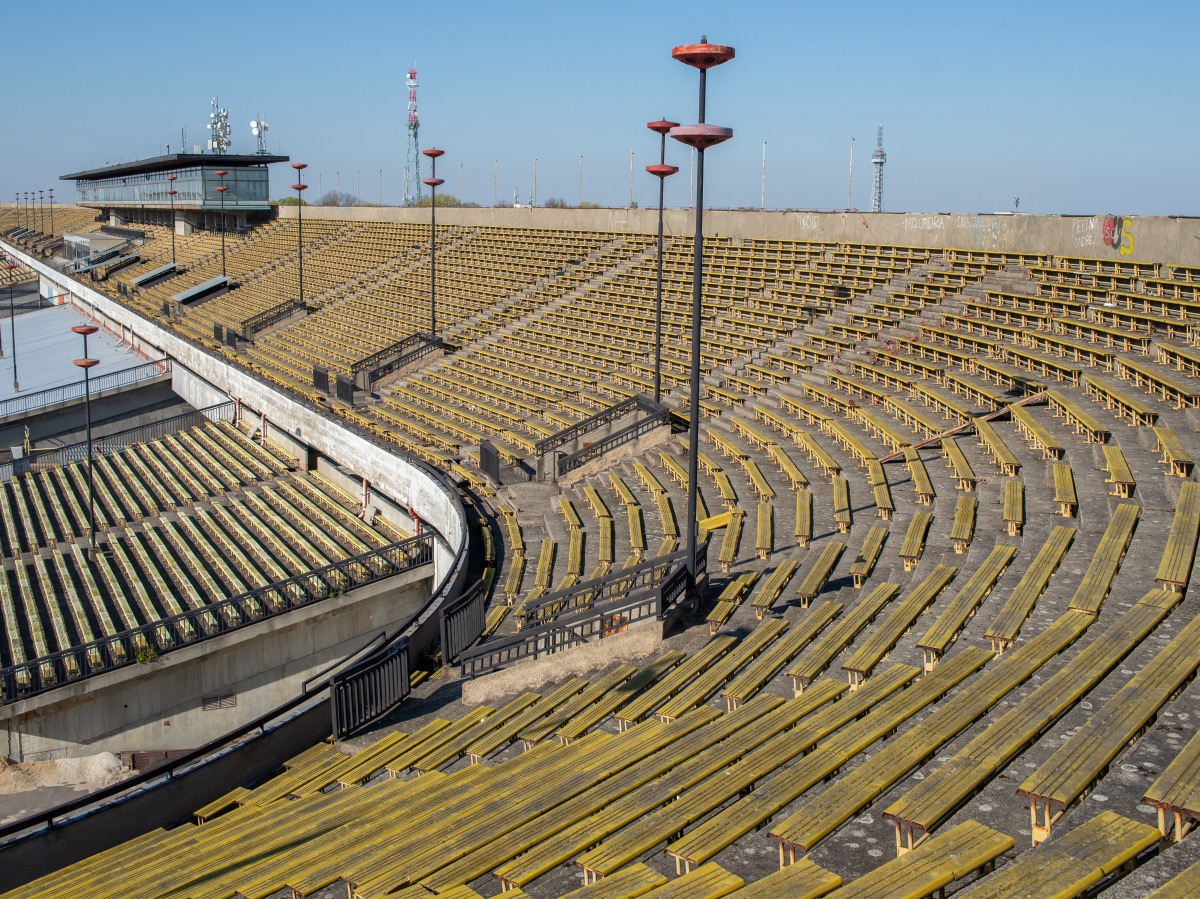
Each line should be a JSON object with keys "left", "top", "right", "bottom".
{"left": 403, "top": 68, "right": 420, "bottom": 205}
{"left": 250, "top": 115, "right": 269, "bottom": 154}
{"left": 207, "top": 97, "right": 232, "bottom": 155}
{"left": 871, "top": 125, "right": 887, "bottom": 213}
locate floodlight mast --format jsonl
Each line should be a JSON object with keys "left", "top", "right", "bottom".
{"left": 871, "top": 126, "right": 887, "bottom": 213}
{"left": 403, "top": 69, "right": 421, "bottom": 205}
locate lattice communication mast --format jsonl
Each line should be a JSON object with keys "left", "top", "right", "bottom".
{"left": 871, "top": 125, "right": 886, "bottom": 213}
{"left": 403, "top": 68, "right": 420, "bottom": 205}
{"left": 207, "top": 97, "right": 232, "bottom": 155}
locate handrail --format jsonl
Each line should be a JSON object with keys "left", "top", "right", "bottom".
{"left": 34, "top": 400, "right": 233, "bottom": 468}
{"left": 0, "top": 358, "right": 170, "bottom": 420}
{"left": 366, "top": 335, "right": 443, "bottom": 387}
{"left": 458, "top": 546, "right": 702, "bottom": 677}
{"left": 241, "top": 297, "right": 305, "bottom": 337}
{"left": 537, "top": 394, "right": 656, "bottom": 457}
{"left": 519, "top": 543, "right": 693, "bottom": 620}
{"left": 351, "top": 332, "right": 436, "bottom": 376}
{"left": 0, "top": 532, "right": 436, "bottom": 704}
{"left": 557, "top": 408, "right": 672, "bottom": 477}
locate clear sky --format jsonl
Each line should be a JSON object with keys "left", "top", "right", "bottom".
{"left": 6, "top": 0, "right": 1198, "bottom": 215}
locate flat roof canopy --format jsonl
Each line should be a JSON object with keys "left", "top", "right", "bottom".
{"left": 61, "top": 153, "right": 289, "bottom": 182}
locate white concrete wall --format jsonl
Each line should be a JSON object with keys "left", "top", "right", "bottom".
{"left": 3, "top": 240, "right": 465, "bottom": 587}
{"left": 279, "top": 204, "right": 1200, "bottom": 269}
{"left": 0, "top": 569, "right": 431, "bottom": 760}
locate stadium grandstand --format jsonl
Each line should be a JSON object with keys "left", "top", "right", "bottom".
{"left": 3, "top": 164, "right": 1200, "bottom": 896}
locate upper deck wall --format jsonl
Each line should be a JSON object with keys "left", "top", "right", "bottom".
{"left": 277, "top": 205, "right": 1200, "bottom": 269}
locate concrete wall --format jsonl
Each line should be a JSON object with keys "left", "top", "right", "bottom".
{"left": 6, "top": 242, "right": 466, "bottom": 589}
{"left": 0, "top": 566, "right": 432, "bottom": 761}
{"left": 279, "top": 204, "right": 1200, "bottom": 269}
{"left": 0, "top": 374, "right": 177, "bottom": 446}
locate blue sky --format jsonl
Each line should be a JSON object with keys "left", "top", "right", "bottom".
{"left": 6, "top": 0, "right": 1197, "bottom": 215}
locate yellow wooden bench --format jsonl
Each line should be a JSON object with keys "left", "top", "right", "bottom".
{"left": 1052, "top": 462, "right": 1077, "bottom": 517}
{"left": 898, "top": 511, "right": 933, "bottom": 572}
{"left": 1154, "top": 426, "right": 1195, "bottom": 476}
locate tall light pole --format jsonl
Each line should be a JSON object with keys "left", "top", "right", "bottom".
{"left": 72, "top": 325, "right": 100, "bottom": 558}
{"left": 291, "top": 163, "right": 308, "bottom": 305}
{"left": 422, "top": 148, "right": 445, "bottom": 338}
{"left": 38, "top": 191, "right": 44, "bottom": 232}
{"left": 214, "top": 169, "right": 229, "bottom": 277}
{"left": 493, "top": 160, "right": 497, "bottom": 207}
{"left": 165, "top": 175, "right": 178, "bottom": 267}
{"left": 629, "top": 148, "right": 635, "bottom": 208}
{"left": 579, "top": 154, "right": 584, "bottom": 207}
{"left": 3, "top": 261, "right": 16, "bottom": 390}
{"left": 48, "top": 188, "right": 54, "bottom": 235}
{"left": 761, "top": 140, "right": 767, "bottom": 211}
{"left": 646, "top": 119, "right": 679, "bottom": 404}
{"left": 670, "top": 36, "right": 735, "bottom": 598}
{"left": 13, "top": 194, "right": 18, "bottom": 229}
{"left": 533, "top": 158, "right": 537, "bottom": 207}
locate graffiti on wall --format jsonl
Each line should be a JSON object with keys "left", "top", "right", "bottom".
{"left": 1102, "top": 215, "right": 1135, "bottom": 256}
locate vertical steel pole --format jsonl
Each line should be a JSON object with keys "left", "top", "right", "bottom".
{"left": 685, "top": 67, "right": 708, "bottom": 595}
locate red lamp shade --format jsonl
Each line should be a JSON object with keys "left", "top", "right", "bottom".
{"left": 73, "top": 358, "right": 99, "bottom": 369}
{"left": 215, "top": 186, "right": 229, "bottom": 193}
{"left": 165, "top": 175, "right": 176, "bottom": 182}
{"left": 292, "top": 184, "right": 308, "bottom": 192}
{"left": 670, "top": 124, "right": 733, "bottom": 150}
{"left": 422, "top": 178, "right": 445, "bottom": 188}
{"left": 72, "top": 325, "right": 99, "bottom": 337}
{"left": 422, "top": 148, "right": 445, "bottom": 159}
{"left": 215, "top": 169, "right": 229, "bottom": 177}
{"left": 671, "top": 42, "right": 735, "bottom": 69}
{"left": 647, "top": 119, "right": 679, "bottom": 135}
{"left": 166, "top": 190, "right": 177, "bottom": 196}
{"left": 646, "top": 164, "right": 680, "bottom": 179}
{"left": 291, "top": 162, "right": 308, "bottom": 171}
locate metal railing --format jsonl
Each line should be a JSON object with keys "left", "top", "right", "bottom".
{"left": 351, "top": 332, "right": 435, "bottom": 376}
{"left": 536, "top": 394, "right": 656, "bottom": 457}
{"left": 518, "top": 543, "right": 701, "bottom": 625}
{"left": 458, "top": 548, "right": 700, "bottom": 678}
{"left": 241, "top": 297, "right": 305, "bottom": 338}
{"left": 330, "top": 636, "right": 410, "bottom": 739}
{"left": 32, "top": 401, "right": 234, "bottom": 468}
{"left": 0, "top": 358, "right": 170, "bottom": 420}
{"left": 0, "top": 533, "right": 435, "bottom": 704}
{"left": 557, "top": 408, "right": 672, "bottom": 477}
{"left": 366, "top": 335, "right": 443, "bottom": 387}
{"left": 439, "top": 577, "right": 487, "bottom": 664}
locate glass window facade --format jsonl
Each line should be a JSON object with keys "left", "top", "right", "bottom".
{"left": 74, "top": 165, "right": 270, "bottom": 209}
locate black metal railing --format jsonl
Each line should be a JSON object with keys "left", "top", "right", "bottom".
{"left": 0, "top": 533, "right": 435, "bottom": 704}
{"left": 457, "top": 546, "right": 702, "bottom": 678}
{"left": 241, "top": 297, "right": 305, "bottom": 338}
{"left": 0, "top": 358, "right": 170, "bottom": 420}
{"left": 523, "top": 541, "right": 706, "bottom": 627}
{"left": 32, "top": 401, "right": 234, "bottom": 469}
{"left": 536, "top": 394, "right": 651, "bottom": 457}
{"left": 351, "top": 332, "right": 434, "bottom": 376}
{"left": 330, "top": 636, "right": 410, "bottom": 739}
{"left": 557, "top": 409, "right": 672, "bottom": 477}
{"left": 439, "top": 577, "right": 487, "bottom": 663}
{"left": 366, "top": 335, "right": 443, "bottom": 387}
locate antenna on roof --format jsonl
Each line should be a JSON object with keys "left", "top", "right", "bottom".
{"left": 207, "top": 98, "right": 232, "bottom": 155}
{"left": 251, "top": 115, "right": 269, "bottom": 155}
